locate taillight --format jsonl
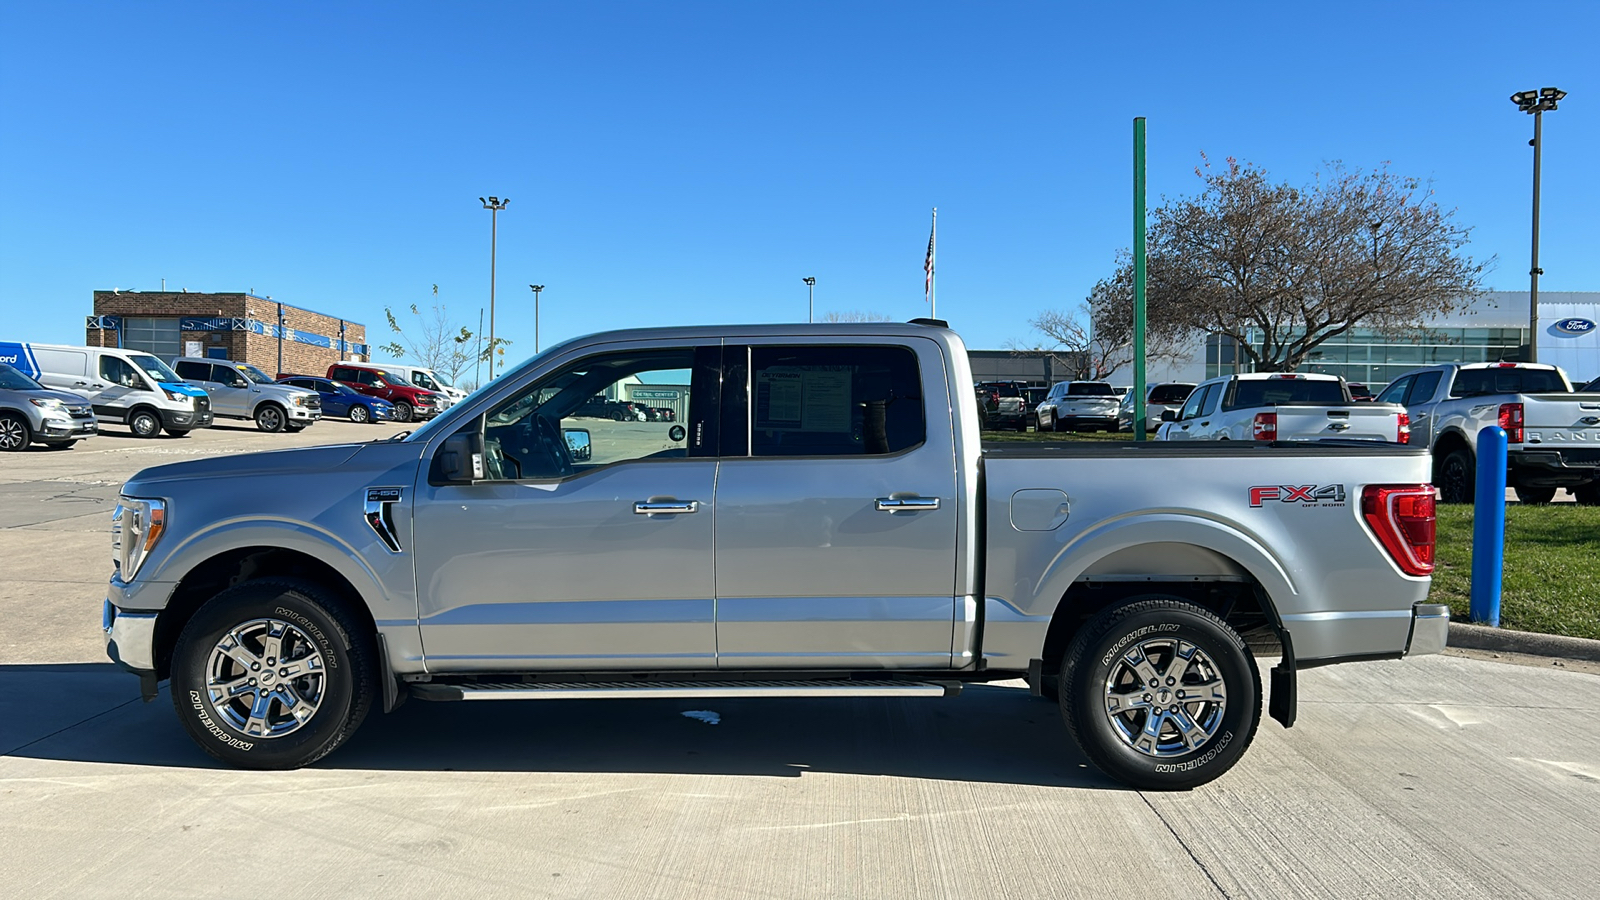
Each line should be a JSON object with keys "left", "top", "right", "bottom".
{"left": 1397, "top": 412, "right": 1410, "bottom": 444}
{"left": 1497, "top": 403, "right": 1524, "bottom": 443}
{"left": 1362, "top": 485, "right": 1437, "bottom": 576}
{"left": 1252, "top": 412, "right": 1277, "bottom": 440}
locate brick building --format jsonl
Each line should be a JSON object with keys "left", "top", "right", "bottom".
{"left": 86, "top": 291, "right": 368, "bottom": 375}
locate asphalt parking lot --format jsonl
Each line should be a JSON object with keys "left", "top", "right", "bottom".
{"left": 2, "top": 421, "right": 1598, "bottom": 899}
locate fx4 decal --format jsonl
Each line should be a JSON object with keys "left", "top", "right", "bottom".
{"left": 1249, "top": 484, "right": 1347, "bottom": 508}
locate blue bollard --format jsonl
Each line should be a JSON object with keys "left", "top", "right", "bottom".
{"left": 1470, "top": 426, "right": 1508, "bottom": 627}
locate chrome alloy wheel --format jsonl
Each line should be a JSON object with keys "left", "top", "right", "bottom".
{"left": 204, "top": 618, "right": 327, "bottom": 739}
{"left": 1103, "top": 636, "right": 1228, "bottom": 758}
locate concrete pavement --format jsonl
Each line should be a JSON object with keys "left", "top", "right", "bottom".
{"left": 2, "top": 421, "right": 1597, "bottom": 899}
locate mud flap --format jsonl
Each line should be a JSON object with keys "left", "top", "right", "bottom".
{"left": 1269, "top": 661, "right": 1296, "bottom": 728}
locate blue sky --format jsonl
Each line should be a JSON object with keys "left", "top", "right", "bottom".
{"left": 2, "top": 1, "right": 1596, "bottom": 358}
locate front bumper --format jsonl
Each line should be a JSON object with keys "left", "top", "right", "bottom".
{"left": 160, "top": 408, "right": 214, "bottom": 430}
{"left": 103, "top": 598, "right": 158, "bottom": 673}
{"left": 1404, "top": 603, "right": 1451, "bottom": 657}
{"left": 288, "top": 406, "right": 322, "bottom": 422}
{"left": 37, "top": 416, "right": 97, "bottom": 441}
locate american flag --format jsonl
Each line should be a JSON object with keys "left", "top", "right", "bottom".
{"left": 923, "top": 208, "right": 937, "bottom": 302}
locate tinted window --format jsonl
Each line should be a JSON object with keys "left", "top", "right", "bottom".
{"left": 1406, "top": 372, "right": 1442, "bottom": 405}
{"left": 1200, "top": 384, "right": 1223, "bottom": 415}
{"left": 330, "top": 367, "right": 358, "bottom": 382}
{"left": 1450, "top": 367, "right": 1569, "bottom": 397}
{"left": 1148, "top": 384, "right": 1193, "bottom": 405}
{"left": 174, "top": 360, "right": 211, "bottom": 380}
{"left": 1227, "top": 378, "right": 1346, "bottom": 408}
{"left": 1376, "top": 376, "right": 1412, "bottom": 405}
{"left": 747, "top": 345, "right": 924, "bottom": 457}
{"left": 1068, "top": 383, "right": 1116, "bottom": 396}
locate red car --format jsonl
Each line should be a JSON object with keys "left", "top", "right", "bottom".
{"left": 327, "top": 362, "right": 442, "bottom": 422}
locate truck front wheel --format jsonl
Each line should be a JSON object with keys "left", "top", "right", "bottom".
{"left": 1438, "top": 448, "right": 1476, "bottom": 504}
{"left": 169, "top": 579, "right": 377, "bottom": 770}
{"left": 1060, "top": 597, "right": 1261, "bottom": 790}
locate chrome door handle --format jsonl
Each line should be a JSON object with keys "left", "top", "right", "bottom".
{"left": 635, "top": 500, "right": 698, "bottom": 515}
{"left": 875, "top": 497, "right": 940, "bottom": 512}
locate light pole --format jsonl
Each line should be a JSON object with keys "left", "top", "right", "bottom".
{"left": 479, "top": 195, "right": 509, "bottom": 379}
{"left": 802, "top": 277, "right": 816, "bottom": 323}
{"left": 529, "top": 284, "right": 544, "bottom": 353}
{"left": 1510, "top": 87, "right": 1566, "bottom": 362}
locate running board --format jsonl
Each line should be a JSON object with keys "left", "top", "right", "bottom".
{"left": 411, "top": 679, "right": 961, "bottom": 702}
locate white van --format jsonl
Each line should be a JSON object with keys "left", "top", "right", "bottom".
{"left": 370, "top": 361, "right": 466, "bottom": 406}
{"left": 0, "top": 342, "right": 214, "bottom": 437}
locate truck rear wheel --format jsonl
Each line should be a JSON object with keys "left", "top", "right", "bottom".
{"left": 1438, "top": 448, "right": 1476, "bottom": 504}
{"left": 1574, "top": 482, "right": 1600, "bottom": 506}
{"left": 169, "top": 578, "right": 377, "bottom": 770}
{"left": 1060, "top": 596, "right": 1261, "bottom": 790}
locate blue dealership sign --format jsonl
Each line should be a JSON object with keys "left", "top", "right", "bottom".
{"left": 1552, "top": 317, "right": 1595, "bottom": 336}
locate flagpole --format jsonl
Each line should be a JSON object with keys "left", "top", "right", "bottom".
{"left": 931, "top": 208, "right": 937, "bottom": 319}
{"left": 924, "top": 207, "right": 938, "bottom": 319}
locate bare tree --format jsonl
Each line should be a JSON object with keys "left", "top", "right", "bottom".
{"left": 820, "top": 310, "right": 896, "bottom": 322}
{"left": 378, "top": 285, "right": 488, "bottom": 384}
{"left": 1011, "top": 303, "right": 1130, "bottom": 381}
{"left": 1095, "top": 157, "right": 1490, "bottom": 372}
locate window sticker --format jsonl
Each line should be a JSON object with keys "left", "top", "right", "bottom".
{"left": 756, "top": 367, "right": 852, "bottom": 432}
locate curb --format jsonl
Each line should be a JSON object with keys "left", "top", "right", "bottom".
{"left": 1449, "top": 622, "right": 1600, "bottom": 663}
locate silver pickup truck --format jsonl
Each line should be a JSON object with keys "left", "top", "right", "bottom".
{"left": 104, "top": 321, "right": 1447, "bottom": 789}
{"left": 1377, "top": 362, "right": 1600, "bottom": 504}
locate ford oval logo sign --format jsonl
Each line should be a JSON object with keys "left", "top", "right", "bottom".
{"left": 1553, "top": 317, "right": 1596, "bottom": 335}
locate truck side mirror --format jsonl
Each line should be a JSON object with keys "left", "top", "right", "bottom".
{"left": 563, "top": 427, "right": 592, "bottom": 462}
{"left": 1161, "top": 409, "right": 1178, "bottom": 422}
{"left": 438, "top": 431, "right": 485, "bottom": 483}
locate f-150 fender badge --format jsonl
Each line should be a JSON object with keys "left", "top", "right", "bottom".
{"left": 1249, "top": 484, "right": 1347, "bottom": 508}
{"left": 364, "top": 487, "right": 405, "bottom": 552}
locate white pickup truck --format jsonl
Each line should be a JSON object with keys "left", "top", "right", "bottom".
{"left": 1157, "top": 372, "right": 1410, "bottom": 444}
{"left": 1377, "top": 362, "right": 1600, "bottom": 504}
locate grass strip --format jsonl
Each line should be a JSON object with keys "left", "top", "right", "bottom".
{"left": 1430, "top": 504, "right": 1600, "bottom": 640}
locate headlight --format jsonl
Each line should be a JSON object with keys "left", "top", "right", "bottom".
{"left": 293, "top": 395, "right": 307, "bottom": 407}
{"left": 29, "top": 398, "right": 65, "bottom": 410}
{"left": 112, "top": 497, "right": 166, "bottom": 581}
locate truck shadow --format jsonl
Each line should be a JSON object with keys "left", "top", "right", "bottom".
{"left": 1, "top": 664, "right": 1114, "bottom": 789}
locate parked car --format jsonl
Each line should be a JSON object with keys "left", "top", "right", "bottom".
{"left": 0, "top": 341, "right": 212, "bottom": 437}
{"left": 0, "top": 362, "right": 97, "bottom": 450}
{"left": 1347, "top": 382, "right": 1376, "bottom": 402}
{"left": 975, "top": 381, "right": 1029, "bottom": 431}
{"left": 172, "top": 358, "right": 321, "bottom": 433}
{"left": 1376, "top": 362, "right": 1600, "bottom": 505}
{"left": 369, "top": 361, "right": 465, "bottom": 407}
{"left": 1037, "top": 381, "right": 1120, "bottom": 432}
{"left": 1157, "top": 373, "right": 1409, "bottom": 444}
{"left": 327, "top": 362, "right": 442, "bottom": 423}
{"left": 106, "top": 320, "right": 1447, "bottom": 791}
{"left": 278, "top": 375, "right": 395, "bottom": 424}
{"left": 1117, "top": 382, "right": 1196, "bottom": 432}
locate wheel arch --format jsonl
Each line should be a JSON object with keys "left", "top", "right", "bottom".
{"left": 1432, "top": 429, "right": 1473, "bottom": 480}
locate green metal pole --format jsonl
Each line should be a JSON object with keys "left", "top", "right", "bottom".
{"left": 1133, "top": 117, "right": 1148, "bottom": 441}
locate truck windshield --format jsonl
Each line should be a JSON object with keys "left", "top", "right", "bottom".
{"left": 1450, "top": 368, "right": 1569, "bottom": 397}
{"left": 416, "top": 370, "right": 452, "bottom": 389}
{"left": 1068, "top": 383, "right": 1116, "bottom": 396}
{"left": 129, "top": 354, "right": 183, "bottom": 385}
{"left": 1229, "top": 379, "right": 1346, "bottom": 407}
{"left": 236, "top": 364, "right": 277, "bottom": 385}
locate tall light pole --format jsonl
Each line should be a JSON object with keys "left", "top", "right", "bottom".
{"left": 1510, "top": 87, "right": 1566, "bottom": 362}
{"left": 802, "top": 277, "right": 816, "bottom": 323}
{"left": 529, "top": 284, "right": 544, "bottom": 353}
{"left": 479, "top": 196, "right": 509, "bottom": 379}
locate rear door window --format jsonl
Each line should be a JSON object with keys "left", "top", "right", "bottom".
{"left": 174, "top": 360, "right": 211, "bottom": 381}
{"left": 745, "top": 345, "right": 924, "bottom": 457}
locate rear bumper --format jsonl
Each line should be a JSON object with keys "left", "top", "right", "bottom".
{"left": 1404, "top": 603, "right": 1451, "bottom": 657}
{"left": 1508, "top": 448, "right": 1600, "bottom": 487}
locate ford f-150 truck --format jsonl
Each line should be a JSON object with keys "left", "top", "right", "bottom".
{"left": 1377, "top": 361, "right": 1600, "bottom": 504}
{"left": 103, "top": 321, "right": 1447, "bottom": 789}
{"left": 1157, "top": 372, "right": 1409, "bottom": 444}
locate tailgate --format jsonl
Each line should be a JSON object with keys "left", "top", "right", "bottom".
{"left": 1275, "top": 404, "right": 1404, "bottom": 442}
{"left": 1520, "top": 393, "right": 1600, "bottom": 459}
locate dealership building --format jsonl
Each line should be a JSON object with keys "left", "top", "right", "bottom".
{"left": 85, "top": 291, "right": 368, "bottom": 376}
{"left": 969, "top": 291, "right": 1599, "bottom": 390}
